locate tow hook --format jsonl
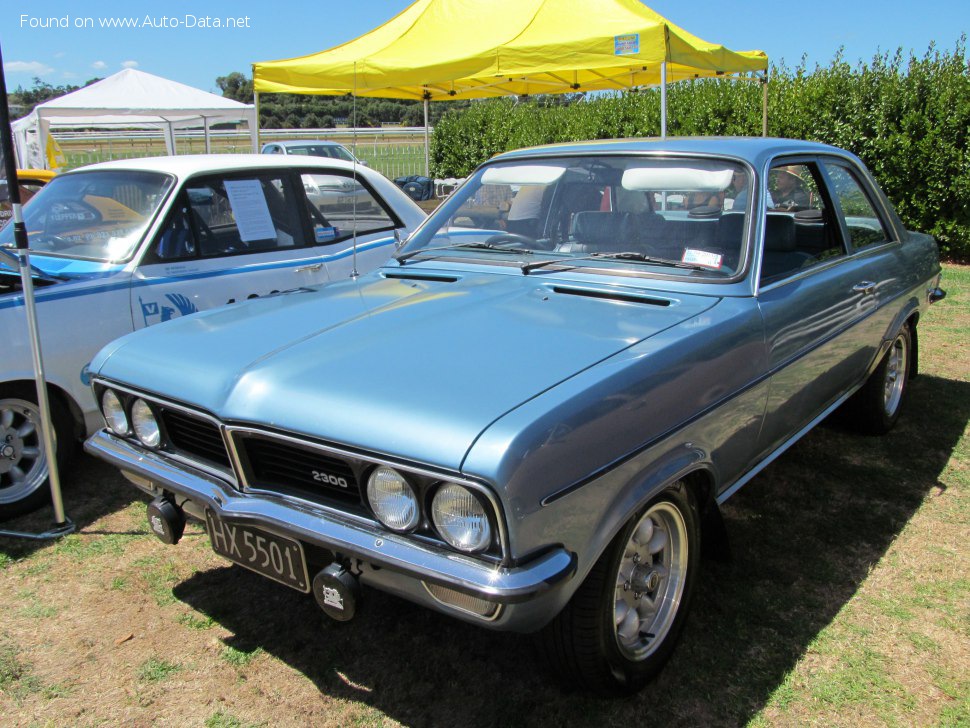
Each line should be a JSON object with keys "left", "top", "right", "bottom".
{"left": 312, "top": 563, "right": 360, "bottom": 622}
{"left": 147, "top": 496, "right": 185, "bottom": 545}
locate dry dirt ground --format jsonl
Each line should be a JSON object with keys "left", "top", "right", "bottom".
{"left": 1, "top": 269, "right": 967, "bottom": 728}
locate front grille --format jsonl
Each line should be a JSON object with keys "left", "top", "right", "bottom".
{"left": 239, "top": 435, "right": 361, "bottom": 506}
{"left": 159, "top": 408, "right": 231, "bottom": 469}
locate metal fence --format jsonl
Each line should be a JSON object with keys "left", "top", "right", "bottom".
{"left": 55, "top": 127, "right": 429, "bottom": 179}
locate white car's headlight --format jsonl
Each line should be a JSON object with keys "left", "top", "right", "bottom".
{"left": 131, "top": 398, "right": 161, "bottom": 448}
{"left": 431, "top": 483, "right": 492, "bottom": 553}
{"left": 366, "top": 466, "right": 420, "bottom": 531}
{"left": 101, "top": 390, "right": 129, "bottom": 436}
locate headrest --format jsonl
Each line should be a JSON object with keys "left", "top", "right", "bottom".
{"left": 764, "top": 214, "right": 796, "bottom": 252}
{"left": 794, "top": 208, "right": 823, "bottom": 223}
{"left": 688, "top": 205, "right": 722, "bottom": 219}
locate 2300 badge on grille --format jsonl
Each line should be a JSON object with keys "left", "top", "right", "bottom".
{"left": 205, "top": 511, "right": 310, "bottom": 592}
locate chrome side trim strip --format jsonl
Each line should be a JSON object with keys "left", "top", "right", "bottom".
{"left": 85, "top": 432, "right": 575, "bottom": 603}
{"left": 715, "top": 385, "right": 859, "bottom": 505}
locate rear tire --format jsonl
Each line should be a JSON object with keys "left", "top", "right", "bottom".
{"left": 846, "top": 324, "right": 912, "bottom": 434}
{"left": 538, "top": 482, "right": 700, "bottom": 695}
{"left": 0, "top": 385, "right": 75, "bottom": 521}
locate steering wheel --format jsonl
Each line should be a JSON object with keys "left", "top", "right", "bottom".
{"left": 484, "top": 233, "right": 536, "bottom": 249}
{"left": 33, "top": 235, "right": 72, "bottom": 251}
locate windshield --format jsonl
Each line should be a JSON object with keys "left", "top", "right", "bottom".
{"left": 401, "top": 155, "right": 750, "bottom": 278}
{"left": 287, "top": 144, "right": 355, "bottom": 162}
{"left": 0, "top": 170, "right": 174, "bottom": 262}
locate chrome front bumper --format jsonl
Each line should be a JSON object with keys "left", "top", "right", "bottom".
{"left": 85, "top": 431, "right": 575, "bottom": 604}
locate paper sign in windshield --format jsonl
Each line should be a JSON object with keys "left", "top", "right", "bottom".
{"left": 614, "top": 34, "right": 640, "bottom": 55}
{"left": 682, "top": 248, "right": 723, "bottom": 269}
{"left": 223, "top": 179, "right": 276, "bottom": 242}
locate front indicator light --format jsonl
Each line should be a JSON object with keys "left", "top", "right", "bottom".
{"left": 131, "top": 398, "right": 161, "bottom": 448}
{"left": 431, "top": 483, "right": 492, "bottom": 553}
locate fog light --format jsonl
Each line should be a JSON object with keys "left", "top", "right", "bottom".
{"left": 431, "top": 483, "right": 491, "bottom": 553}
{"left": 366, "top": 466, "right": 420, "bottom": 531}
{"left": 101, "top": 390, "right": 129, "bottom": 436}
{"left": 131, "top": 398, "right": 161, "bottom": 448}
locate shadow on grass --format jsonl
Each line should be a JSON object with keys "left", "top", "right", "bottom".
{"left": 0, "top": 454, "right": 141, "bottom": 560}
{"left": 164, "top": 372, "right": 967, "bottom": 727}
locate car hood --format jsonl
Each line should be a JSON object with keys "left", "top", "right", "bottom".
{"left": 93, "top": 269, "right": 720, "bottom": 470}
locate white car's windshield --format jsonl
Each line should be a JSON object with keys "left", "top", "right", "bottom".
{"left": 401, "top": 155, "right": 751, "bottom": 278}
{"left": 0, "top": 170, "right": 174, "bottom": 262}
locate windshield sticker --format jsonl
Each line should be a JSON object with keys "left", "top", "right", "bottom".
{"left": 682, "top": 248, "right": 723, "bottom": 269}
{"left": 314, "top": 225, "right": 338, "bottom": 242}
{"left": 223, "top": 179, "right": 276, "bottom": 242}
{"left": 614, "top": 34, "right": 640, "bottom": 56}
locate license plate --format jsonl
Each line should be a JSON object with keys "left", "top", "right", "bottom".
{"left": 205, "top": 511, "right": 310, "bottom": 593}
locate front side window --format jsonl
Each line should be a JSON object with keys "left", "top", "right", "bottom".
{"left": 301, "top": 173, "right": 395, "bottom": 243}
{"left": 401, "top": 155, "right": 753, "bottom": 279}
{"left": 153, "top": 173, "right": 305, "bottom": 261}
{"left": 0, "top": 171, "right": 173, "bottom": 262}
{"left": 823, "top": 163, "right": 891, "bottom": 250}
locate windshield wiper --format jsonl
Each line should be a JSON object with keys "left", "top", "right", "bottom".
{"left": 521, "top": 251, "right": 712, "bottom": 275}
{"left": 395, "top": 242, "right": 535, "bottom": 265}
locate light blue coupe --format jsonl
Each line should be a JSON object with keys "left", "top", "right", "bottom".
{"left": 85, "top": 138, "right": 945, "bottom": 694}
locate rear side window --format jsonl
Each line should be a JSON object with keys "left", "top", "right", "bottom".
{"left": 301, "top": 173, "right": 396, "bottom": 244}
{"left": 760, "top": 162, "right": 846, "bottom": 285}
{"left": 153, "top": 173, "right": 306, "bottom": 260}
{"left": 823, "top": 163, "right": 892, "bottom": 250}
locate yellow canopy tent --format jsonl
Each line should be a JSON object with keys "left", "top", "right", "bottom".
{"left": 254, "top": 0, "right": 768, "bottom": 172}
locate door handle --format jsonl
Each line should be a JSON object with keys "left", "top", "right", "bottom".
{"left": 295, "top": 263, "right": 323, "bottom": 273}
{"left": 852, "top": 281, "right": 876, "bottom": 295}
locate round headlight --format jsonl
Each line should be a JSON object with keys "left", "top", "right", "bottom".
{"left": 101, "top": 390, "right": 129, "bottom": 436}
{"left": 431, "top": 483, "right": 492, "bottom": 553}
{"left": 131, "top": 398, "right": 161, "bottom": 448}
{"left": 366, "top": 467, "right": 420, "bottom": 531}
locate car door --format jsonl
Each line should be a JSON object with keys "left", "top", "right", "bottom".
{"left": 130, "top": 170, "right": 331, "bottom": 329}
{"left": 755, "top": 158, "right": 885, "bottom": 456}
{"left": 130, "top": 168, "right": 408, "bottom": 329}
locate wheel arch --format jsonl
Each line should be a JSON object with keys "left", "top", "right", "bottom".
{"left": 0, "top": 378, "right": 86, "bottom": 443}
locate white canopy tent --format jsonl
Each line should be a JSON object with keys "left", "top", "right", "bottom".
{"left": 12, "top": 69, "right": 257, "bottom": 168}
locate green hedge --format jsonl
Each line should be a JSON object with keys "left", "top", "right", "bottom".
{"left": 430, "top": 40, "right": 970, "bottom": 260}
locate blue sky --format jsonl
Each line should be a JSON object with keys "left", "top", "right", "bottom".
{"left": 2, "top": 0, "right": 967, "bottom": 94}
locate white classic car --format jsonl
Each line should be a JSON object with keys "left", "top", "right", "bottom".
{"left": 0, "top": 154, "right": 425, "bottom": 519}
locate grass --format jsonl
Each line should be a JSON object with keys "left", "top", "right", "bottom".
{"left": 136, "top": 657, "right": 181, "bottom": 683}
{"left": 0, "top": 265, "right": 965, "bottom": 726}
{"left": 59, "top": 134, "right": 428, "bottom": 179}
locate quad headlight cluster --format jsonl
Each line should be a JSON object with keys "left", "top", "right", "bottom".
{"left": 99, "top": 388, "right": 164, "bottom": 450}
{"left": 365, "top": 466, "right": 494, "bottom": 554}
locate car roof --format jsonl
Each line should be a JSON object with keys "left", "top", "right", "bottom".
{"left": 268, "top": 140, "right": 346, "bottom": 148}
{"left": 491, "top": 136, "right": 853, "bottom": 168}
{"left": 63, "top": 154, "right": 368, "bottom": 178}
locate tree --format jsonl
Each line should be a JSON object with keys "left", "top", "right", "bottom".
{"left": 216, "top": 72, "right": 253, "bottom": 103}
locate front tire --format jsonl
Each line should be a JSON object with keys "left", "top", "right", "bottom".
{"left": 538, "top": 482, "right": 700, "bottom": 695}
{"left": 0, "top": 385, "right": 75, "bottom": 521}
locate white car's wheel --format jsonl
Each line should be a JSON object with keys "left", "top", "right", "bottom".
{"left": 0, "top": 386, "right": 74, "bottom": 520}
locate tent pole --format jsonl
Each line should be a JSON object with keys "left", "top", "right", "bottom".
{"left": 203, "top": 117, "right": 211, "bottom": 154}
{"left": 254, "top": 90, "right": 261, "bottom": 151}
{"left": 423, "top": 97, "right": 430, "bottom": 177}
{"left": 762, "top": 72, "right": 768, "bottom": 137}
{"left": 660, "top": 62, "right": 668, "bottom": 139}
{"left": 0, "top": 41, "right": 73, "bottom": 540}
